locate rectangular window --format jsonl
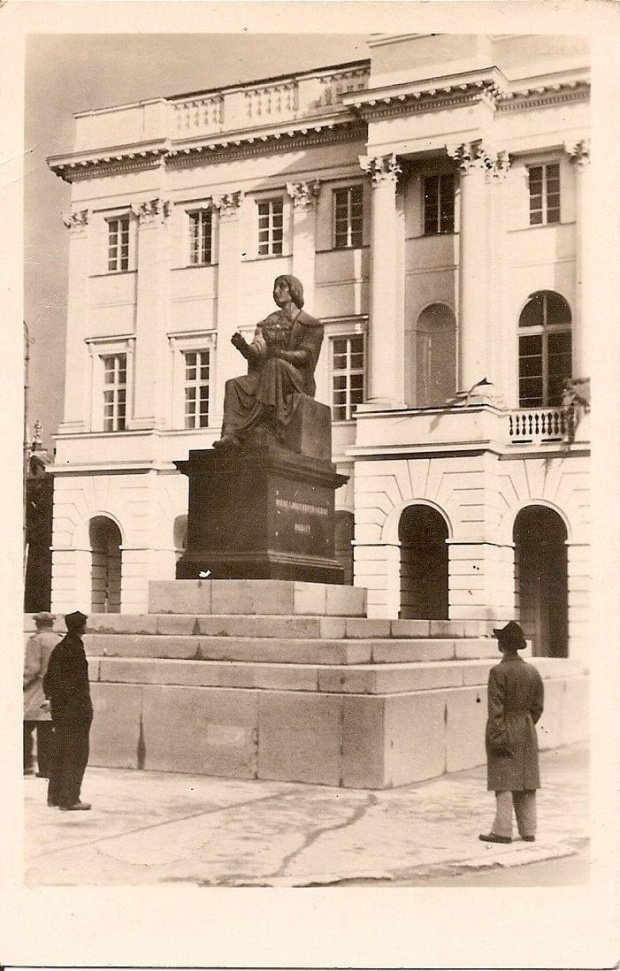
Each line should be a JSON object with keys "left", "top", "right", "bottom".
{"left": 331, "top": 335, "right": 365, "bottom": 420}
{"left": 423, "top": 174, "right": 455, "bottom": 235}
{"left": 102, "top": 354, "right": 127, "bottom": 431}
{"left": 257, "top": 198, "right": 284, "bottom": 257}
{"left": 184, "top": 350, "right": 210, "bottom": 428}
{"left": 107, "top": 216, "right": 130, "bottom": 272}
{"left": 528, "top": 163, "right": 560, "bottom": 226}
{"left": 188, "top": 209, "right": 213, "bottom": 265}
{"left": 333, "top": 185, "right": 364, "bottom": 249}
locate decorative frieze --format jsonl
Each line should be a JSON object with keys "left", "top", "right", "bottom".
{"left": 566, "top": 138, "right": 590, "bottom": 168}
{"left": 131, "top": 198, "right": 171, "bottom": 225}
{"left": 212, "top": 191, "right": 245, "bottom": 219}
{"left": 62, "top": 209, "right": 89, "bottom": 232}
{"left": 359, "top": 152, "right": 401, "bottom": 185}
{"left": 286, "top": 180, "right": 321, "bottom": 210}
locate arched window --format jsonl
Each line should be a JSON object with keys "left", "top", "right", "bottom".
{"left": 415, "top": 304, "right": 457, "bottom": 407}
{"left": 518, "top": 291, "right": 572, "bottom": 407}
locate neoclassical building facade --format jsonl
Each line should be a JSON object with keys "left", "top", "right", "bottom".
{"left": 48, "top": 33, "right": 591, "bottom": 662}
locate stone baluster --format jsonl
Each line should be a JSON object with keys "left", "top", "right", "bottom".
{"left": 286, "top": 181, "right": 321, "bottom": 303}
{"left": 130, "top": 198, "right": 172, "bottom": 430}
{"left": 567, "top": 139, "right": 591, "bottom": 380}
{"left": 212, "top": 191, "right": 245, "bottom": 425}
{"left": 359, "top": 152, "right": 404, "bottom": 407}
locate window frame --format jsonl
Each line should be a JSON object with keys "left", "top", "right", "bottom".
{"left": 256, "top": 196, "right": 285, "bottom": 258}
{"left": 527, "top": 161, "right": 561, "bottom": 226}
{"left": 422, "top": 173, "right": 456, "bottom": 236}
{"left": 106, "top": 214, "right": 131, "bottom": 273}
{"left": 332, "top": 184, "right": 364, "bottom": 250}
{"left": 86, "top": 336, "right": 135, "bottom": 433}
{"left": 518, "top": 291, "right": 572, "bottom": 408}
{"left": 187, "top": 206, "right": 214, "bottom": 266}
{"left": 168, "top": 331, "right": 217, "bottom": 431}
{"left": 182, "top": 347, "right": 212, "bottom": 429}
{"left": 329, "top": 331, "right": 366, "bottom": 422}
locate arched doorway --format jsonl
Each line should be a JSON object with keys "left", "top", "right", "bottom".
{"left": 335, "top": 511, "right": 354, "bottom": 586}
{"left": 399, "top": 505, "right": 449, "bottom": 619}
{"left": 415, "top": 304, "right": 457, "bottom": 407}
{"left": 513, "top": 506, "right": 568, "bottom": 657}
{"left": 89, "top": 516, "right": 122, "bottom": 613}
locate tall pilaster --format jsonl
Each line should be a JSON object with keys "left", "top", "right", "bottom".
{"left": 212, "top": 191, "right": 244, "bottom": 425}
{"left": 58, "top": 210, "right": 90, "bottom": 433}
{"left": 567, "top": 139, "right": 591, "bottom": 380}
{"left": 487, "top": 150, "right": 511, "bottom": 405}
{"left": 359, "top": 153, "right": 404, "bottom": 407}
{"left": 286, "top": 181, "right": 321, "bottom": 301}
{"left": 448, "top": 142, "right": 493, "bottom": 395}
{"left": 129, "top": 198, "right": 171, "bottom": 430}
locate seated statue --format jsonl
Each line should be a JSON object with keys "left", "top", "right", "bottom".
{"left": 214, "top": 275, "right": 324, "bottom": 448}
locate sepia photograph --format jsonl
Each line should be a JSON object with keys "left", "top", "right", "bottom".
{"left": 2, "top": 1, "right": 619, "bottom": 968}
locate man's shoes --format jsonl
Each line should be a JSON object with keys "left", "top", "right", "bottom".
{"left": 479, "top": 833, "right": 512, "bottom": 844}
{"left": 59, "top": 801, "right": 91, "bottom": 811}
{"left": 521, "top": 835, "right": 536, "bottom": 842}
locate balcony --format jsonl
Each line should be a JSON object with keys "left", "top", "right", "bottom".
{"left": 507, "top": 407, "right": 572, "bottom": 445}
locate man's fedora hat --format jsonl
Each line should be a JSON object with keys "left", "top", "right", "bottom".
{"left": 33, "top": 612, "right": 55, "bottom": 626}
{"left": 65, "top": 610, "right": 88, "bottom": 632}
{"left": 492, "top": 620, "right": 527, "bottom": 650}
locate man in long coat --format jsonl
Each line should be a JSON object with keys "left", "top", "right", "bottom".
{"left": 23, "top": 612, "right": 59, "bottom": 778}
{"left": 43, "top": 610, "right": 93, "bottom": 811}
{"left": 480, "top": 621, "right": 544, "bottom": 844}
{"left": 214, "top": 275, "right": 323, "bottom": 448}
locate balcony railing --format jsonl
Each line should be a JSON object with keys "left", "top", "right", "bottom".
{"left": 169, "top": 65, "right": 370, "bottom": 137}
{"left": 508, "top": 407, "right": 573, "bottom": 444}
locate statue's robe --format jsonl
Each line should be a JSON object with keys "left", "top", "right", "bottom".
{"left": 221, "top": 309, "right": 324, "bottom": 440}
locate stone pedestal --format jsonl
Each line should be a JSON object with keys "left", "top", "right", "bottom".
{"left": 175, "top": 439, "right": 347, "bottom": 584}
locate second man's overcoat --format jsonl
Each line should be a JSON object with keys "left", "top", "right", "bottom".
{"left": 485, "top": 654, "right": 544, "bottom": 791}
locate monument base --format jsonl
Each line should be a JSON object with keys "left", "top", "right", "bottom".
{"left": 175, "top": 440, "right": 347, "bottom": 584}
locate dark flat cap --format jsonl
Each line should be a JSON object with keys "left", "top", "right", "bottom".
{"left": 65, "top": 610, "right": 88, "bottom": 631}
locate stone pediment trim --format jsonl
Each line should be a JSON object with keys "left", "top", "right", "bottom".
{"left": 48, "top": 121, "right": 365, "bottom": 182}
{"left": 167, "top": 120, "right": 366, "bottom": 167}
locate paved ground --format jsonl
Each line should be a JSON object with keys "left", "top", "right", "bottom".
{"left": 24, "top": 743, "right": 588, "bottom": 887}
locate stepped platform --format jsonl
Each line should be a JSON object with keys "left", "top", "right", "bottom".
{"left": 26, "top": 580, "right": 588, "bottom": 789}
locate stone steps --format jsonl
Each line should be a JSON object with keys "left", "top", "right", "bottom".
{"left": 88, "top": 655, "right": 585, "bottom": 695}
{"left": 82, "top": 633, "right": 507, "bottom": 664}
{"left": 26, "top": 612, "right": 497, "bottom": 640}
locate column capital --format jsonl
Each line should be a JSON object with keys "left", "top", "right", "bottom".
{"left": 487, "top": 149, "right": 511, "bottom": 181}
{"left": 286, "top": 180, "right": 321, "bottom": 210}
{"left": 447, "top": 140, "right": 494, "bottom": 174}
{"left": 62, "top": 209, "right": 89, "bottom": 233}
{"left": 565, "top": 138, "right": 590, "bottom": 169}
{"left": 359, "top": 152, "right": 401, "bottom": 186}
{"left": 131, "top": 198, "right": 171, "bottom": 225}
{"left": 212, "top": 191, "right": 245, "bottom": 219}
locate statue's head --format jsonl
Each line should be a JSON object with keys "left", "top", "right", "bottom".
{"left": 274, "top": 275, "right": 304, "bottom": 309}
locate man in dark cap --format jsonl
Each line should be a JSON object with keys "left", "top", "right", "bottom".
{"left": 43, "top": 610, "right": 93, "bottom": 811}
{"left": 479, "top": 621, "right": 544, "bottom": 844}
{"left": 214, "top": 275, "right": 324, "bottom": 448}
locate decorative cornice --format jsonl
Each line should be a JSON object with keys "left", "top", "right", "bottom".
{"left": 447, "top": 141, "right": 494, "bottom": 174}
{"left": 212, "top": 191, "right": 244, "bottom": 218}
{"left": 566, "top": 138, "right": 590, "bottom": 168}
{"left": 286, "top": 180, "right": 321, "bottom": 210}
{"left": 49, "top": 145, "right": 168, "bottom": 183}
{"left": 167, "top": 120, "right": 364, "bottom": 167}
{"left": 131, "top": 198, "right": 171, "bottom": 224}
{"left": 62, "top": 209, "right": 90, "bottom": 231}
{"left": 497, "top": 83, "right": 589, "bottom": 114}
{"left": 359, "top": 152, "right": 401, "bottom": 185}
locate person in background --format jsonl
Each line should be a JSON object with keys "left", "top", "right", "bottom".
{"left": 479, "top": 620, "right": 545, "bottom": 844}
{"left": 43, "top": 610, "right": 93, "bottom": 811}
{"left": 23, "top": 612, "right": 60, "bottom": 778}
